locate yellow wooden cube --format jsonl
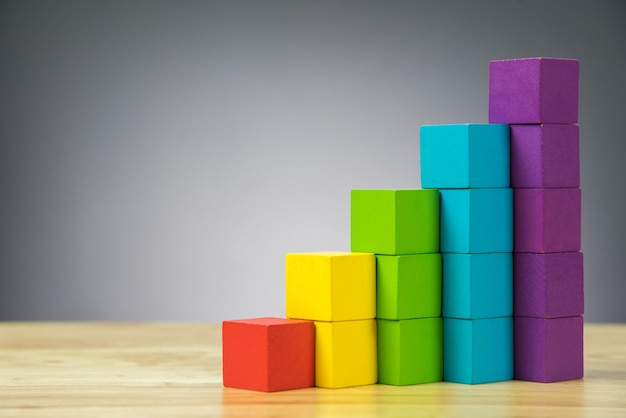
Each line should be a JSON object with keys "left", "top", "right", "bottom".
{"left": 315, "top": 319, "right": 378, "bottom": 388}
{"left": 286, "top": 252, "right": 375, "bottom": 321}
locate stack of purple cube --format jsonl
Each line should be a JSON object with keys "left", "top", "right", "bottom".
{"left": 489, "top": 57, "right": 584, "bottom": 382}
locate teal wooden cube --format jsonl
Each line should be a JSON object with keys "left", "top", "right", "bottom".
{"left": 351, "top": 189, "right": 439, "bottom": 255}
{"left": 442, "top": 253, "right": 512, "bottom": 319}
{"left": 376, "top": 254, "right": 442, "bottom": 320}
{"left": 443, "top": 317, "right": 513, "bottom": 384}
{"left": 377, "top": 318, "right": 443, "bottom": 385}
{"left": 440, "top": 189, "right": 512, "bottom": 253}
{"left": 420, "top": 124, "right": 510, "bottom": 189}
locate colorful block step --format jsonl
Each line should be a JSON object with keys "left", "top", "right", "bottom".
{"left": 514, "top": 252, "right": 584, "bottom": 318}
{"left": 315, "top": 319, "right": 378, "bottom": 388}
{"left": 443, "top": 317, "right": 513, "bottom": 384}
{"left": 377, "top": 318, "right": 443, "bottom": 385}
{"left": 514, "top": 188, "right": 581, "bottom": 253}
{"left": 442, "top": 253, "right": 512, "bottom": 320}
{"left": 376, "top": 254, "right": 442, "bottom": 320}
{"left": 514, "top": 316, "right": 584, "bottom": 382}
{"left": 222, "top": 317, "right": 315, "bottom": 392}
{"left": 489, "top": 57, "right": 579, "bottom": 124}
{"left": 510, "top": 124, "right": 580, "bottom": 189}
{"left": 440, "top": 188, "right": 513, "bottom": 253}
{"left": 286, "top": 252, "right": 375, "bottom": 322}
{"left": 420, "top": 123, "right": 510, "bottom": 189}
{"left": 351, "top": 189, "right": 439, "bottom": 255}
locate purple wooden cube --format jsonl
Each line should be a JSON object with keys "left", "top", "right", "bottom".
{"left": 514, "top": 252, "right": 584, "bottom": 318}
{"left": 511, "top": 124, "right": 580, "bottom": 188}
{"left": 489, "top": 57, "right": 579, "bottom": 124}
{"left": 514, "top": 188, "right": 581, "bottom": 253}
{"left": 514, "top": 316, "right": 583, "bottom": 382}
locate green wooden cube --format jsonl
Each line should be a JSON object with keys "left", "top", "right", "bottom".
{"left": 377, "top": 318, "right": 443, "bottom": 385}
{"left": 351, "top": 189, "right": 439, "bottom": 255}
{"left": 376, "top": 254, "right": 442, "bottom": 320}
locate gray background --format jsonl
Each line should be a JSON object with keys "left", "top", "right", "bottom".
{"left": 1, "top": 0, "right": 624, "bottom": 322}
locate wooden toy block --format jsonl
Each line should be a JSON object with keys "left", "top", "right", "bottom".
{"left": 376, "top": 254, "right": 442, "bottom": 320}
{"left": 514, "top": 316, "right": 584, "bottom": 382}
{"left": 222, "top": 317, "right": 315, "bottom": 392}
{"left": 511, "top": 124, "right": 580, "bottom": 188}
{"left": 440, "top": 188, "right": 513, "bottom": 253}
{"left": 514, "top": 252, "right": 584, "bottom": 318}
{"left": 377, "top": 318, "right": 443, "bottom": 385}
{"left": 315, "top": 319, "right": 378, "bottom": 388}
{"left": 489, "top": 57, "right": 579, "bottom": 124}
{"left": 351, "top": 189, "right": 439, "bottom": 255}
{"left": 514, "top": 188, "right": 581, "bottom": 253}
{"left": 443, "top": 317, "right": 513, "bottom": 384}
{"left": 442, "top": 253, "right": 512, "bottom": 320}
{"left": 286, "top": 252, "right": 375, "bottom": 321}
{"left": 420, "top": 124, "right": 510, "bottom": 189}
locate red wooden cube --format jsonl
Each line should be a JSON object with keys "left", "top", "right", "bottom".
{"left": 222, "top": 317, "right": 315, "bottom": 392}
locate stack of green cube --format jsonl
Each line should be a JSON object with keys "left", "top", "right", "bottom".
{"left": 351, "top": 190, "right": 443, "bottom": 385}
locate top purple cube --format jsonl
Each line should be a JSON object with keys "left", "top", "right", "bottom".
{"left": 489, "top": 58, "right": 579, "bottom": 124}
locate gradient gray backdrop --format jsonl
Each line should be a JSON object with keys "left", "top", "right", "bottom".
{"left": 1, "top": 0, "right": 624, "bottom": 322}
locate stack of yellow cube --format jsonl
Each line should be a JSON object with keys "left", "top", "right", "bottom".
{"left": 286, "top": 252, "right": 377, "bottom": 388}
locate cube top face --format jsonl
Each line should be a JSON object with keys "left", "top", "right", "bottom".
{"left": 514, "top": 188, "right": 581, "bottom": 253}
{"left": 420, "top": 123, "right": 510, "bottom": 189}
{"left": 222, "top": 317, "right": 315, "bottom": 392}
{"left": 440, "top": 189, "right": 513, "bottom": 253}
{"left": 377, "top": 318, "right": 443, "bottom": 385}
{"left": 286, "top": 252, "right": 375, "bottom": 322}
{"left": 489, "top": 57, "right": 579, "bottom": 124}
{"left": 443, "top": 317, "right": 513, "bottom": 384}
{"left": 376, "top": 254, "right": 442, "bottom": 320}
{"left": 510, "top": 124, "right": 580, "bottom": 188}
{"left": 514, "top": 316, "right": 584, "bottom": 382}
{"left": 226, "top": 317, "right": 310, "bottom": 327}
{"left": 315, "top": 319, "right": 378, "bottom": 388}
{"left": 514, "top": 252, "right": 584, "bottom": 318}
{"left": 351, "top": 189, "right": 439, "bottom": 255}
{"left": 442, "top": 253, "right": 513, "bottom": 320}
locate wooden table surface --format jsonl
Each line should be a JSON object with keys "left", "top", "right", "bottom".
{"left": 0, "top": 322, "right": 624, "bottom": 417}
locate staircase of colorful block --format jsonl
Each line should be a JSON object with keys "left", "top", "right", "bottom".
{"left": 221, "top": 56, "right": 584, "bottom": 391}
{"left": 489, "top": 57, "right": 584, "bottom": 383}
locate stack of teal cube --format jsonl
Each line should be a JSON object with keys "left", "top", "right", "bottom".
{"left": 420, "top": 124, "right": 514, "bottom": 384}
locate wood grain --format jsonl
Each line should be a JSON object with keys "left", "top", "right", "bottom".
{"left": 1, "top": 322, "right": 625, "bottom": 417}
